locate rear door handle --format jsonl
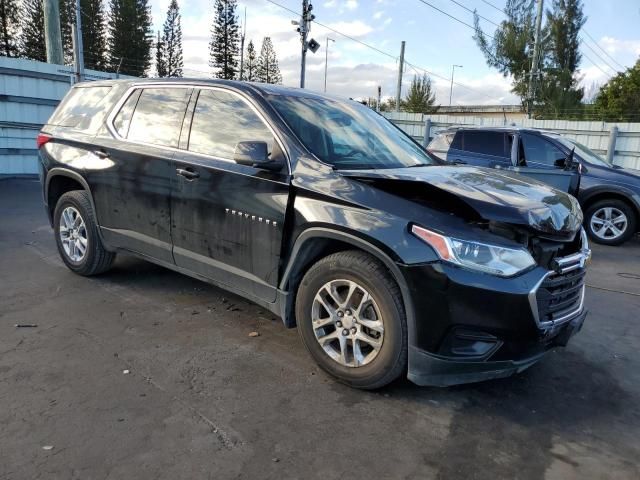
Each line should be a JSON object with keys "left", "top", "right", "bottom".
{"left": 93, "top": 150, "right": 110, "bottom": 159}
{"left": 176, "top": 168, "right": 200, "bottom": 180}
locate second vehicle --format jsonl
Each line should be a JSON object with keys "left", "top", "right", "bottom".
{"left": 428, "top": 126, "right": 640, "bottom": 245}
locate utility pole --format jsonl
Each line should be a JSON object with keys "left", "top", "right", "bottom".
{"left": 527, "top": 0, "right": 544, "bottom": 118}
{"left": 376, "top": 85, "right": 381, "bottom": 113}
{"left": 395, "top": 41, "right": 405, "bottom": 112}
{"left": 296, "top": 1, "right": 315, "bottom": 88}
{"left": 449, "top": 64, "right": 463, "bottom": 106}
{"left": 239, "top": 7, "right": 246, "bottom": 80}
{"left": 323, "top": 37, "right": 334, "bottom": 92}
{"left": 73, "top": 0, "right": 85, "bottom": 81}
{"left": 43, "top": 0, "right": 64, "bottom": 64}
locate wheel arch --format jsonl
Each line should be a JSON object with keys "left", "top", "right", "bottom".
{"left": 45, "top": 168, "right": 109, "bottom": 244}
{"left": 279, "top": 228, "right": 416, "bottom": 345}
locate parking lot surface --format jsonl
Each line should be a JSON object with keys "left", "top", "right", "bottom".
{"left": 1, "top": 178, "right": 639, "bottom": 480}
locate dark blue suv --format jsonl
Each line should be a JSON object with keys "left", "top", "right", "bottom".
{"left": 428, "top": 127, "right": 640, "bottom": 245}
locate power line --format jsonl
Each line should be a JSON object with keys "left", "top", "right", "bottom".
{"left": 447, "top": 0, "right": 500, "bottom": 27}
{"left": 582, "top": 30, "right": 626, "bottom": 70}
{"left": 264, "top": 0, "right": 508, "bottom": 104}
{"left": 415, "top": 0, "right": 494, "bottom": 39}
{"left": 480, "top": 0, "right": 504, "bottom": 14}
{"left": 580, "top": 48, "right": 613, "bottom": 78}
{"left": 580, "top": 39, "right": 618, "bottom": 74}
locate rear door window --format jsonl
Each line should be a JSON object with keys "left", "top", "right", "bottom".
{"left": 125, "top": 87, "right": 191, "bottom": 148}
{"left": 187, "top": 89, "right": 274, "bottom": 159}
{"left": 48, "top": 85, "right": 112, "bottom": 132}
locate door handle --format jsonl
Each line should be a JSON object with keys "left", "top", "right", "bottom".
{"left": 176, "top": 168, "right": 200, "bottom": 180}
{"left": 93, "top": 150, "right": 110, "bottom": 159}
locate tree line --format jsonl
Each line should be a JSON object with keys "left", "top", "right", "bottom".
{"left": 474, "top": 0, "right": 639, "bottom": 121}
{"left": 0, "top": 0, "right": 282, "bottom": 83}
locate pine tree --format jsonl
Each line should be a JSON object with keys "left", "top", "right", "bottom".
{"left": 209, "top": 0, "right": 239, "bottom": 79}
{"left": 402, "top": 74, "right": 439, "bottom": 113}
{"left": 81, "top": 0, "right": 108, "bottom": 70}
{"left": 473, "top": 0, "right": 536, "bottom": 104}
{"left": 162, "top": 0, "right": 183, "bottom": 77}
{"left": 155, "top": 30, "right": 167, "bottom": 77}
{"left": 19, "top": 0, "right": 46, "bottom": 61}
{"left": 1, "top": 0, "right": 21, "bottom": 57}
{"left": 536, "top": 0, "right": 585, "bottom": 117}
{"left": 256, "top": 37, "right": 281, "bottom": 84}
{"left": 108, "top": 0, "right": 153, "bottom": 77}
{"left": 242, "top": 40, "right": 257, "bottom": 81}
{"left": 59, "top": 0, "right": 75, "bottom": 64}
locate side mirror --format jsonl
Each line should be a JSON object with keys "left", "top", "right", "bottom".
{"left": 233, "top": 141, "right": 283, "bottom": 171}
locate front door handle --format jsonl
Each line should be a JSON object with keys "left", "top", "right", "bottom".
{"left": 176, "top": 168, "right": 200, "bottom": 180}
{"left": 93, "top": 150, "right": 110, "bottom": 159}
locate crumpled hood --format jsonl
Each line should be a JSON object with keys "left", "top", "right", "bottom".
{"left": 340, "top": 165, "right": 583, "bottom": 236}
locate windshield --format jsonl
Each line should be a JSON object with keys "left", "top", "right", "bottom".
{"left": 555, "top": 136, "right": 612, "bottom": 167}
{"left": 267, "top": 94, "right": 437, "bottom": 170}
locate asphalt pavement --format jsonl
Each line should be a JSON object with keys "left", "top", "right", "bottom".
{"left": 1, "top": 178, "right": 639, "bottom": 480}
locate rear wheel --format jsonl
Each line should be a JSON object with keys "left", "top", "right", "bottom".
{"left": 295, "top": 251, "right": 407, "bottom": 389}
{"left": 54, "top": 190, "right": 115, "bottom": 275}
{"left": 585, "top": 199, "right": 636, "bottom": 246}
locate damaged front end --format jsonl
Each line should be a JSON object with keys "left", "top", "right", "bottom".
{"left": 338, "top": 165, "right": 591, "bottom": 386}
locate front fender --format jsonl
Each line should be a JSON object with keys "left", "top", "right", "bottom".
{"left": 279, "top": 226, "right": 421, "bottom": 348}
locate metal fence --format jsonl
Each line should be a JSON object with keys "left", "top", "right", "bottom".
{"left": 1, "top": 57, "right": 133, "bottom": 175}
{"left": 384, "top": 111, "right": 640, "bottom": 170}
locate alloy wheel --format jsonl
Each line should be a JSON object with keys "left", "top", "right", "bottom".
{"left": 590, "top": 207, "right": 628, "bottom": 241}
{"left": 59, "top": 206, "right": 88, "bottom": 262}
{"left": 311, "top": 279, "right": 384, "bottom": 368}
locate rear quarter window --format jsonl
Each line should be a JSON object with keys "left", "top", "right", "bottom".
{"left": 427, "top": 132, "right": 453, "bottom": 159}
{"left": 457, "top": 131, "right": 508, "bottom": 158}
{"left": 48, "top": 86, "right": 112, "bottom": 132}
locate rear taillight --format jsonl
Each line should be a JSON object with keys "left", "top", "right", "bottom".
{"left": 36, "top": 133, "right": 52, "bottom": 149}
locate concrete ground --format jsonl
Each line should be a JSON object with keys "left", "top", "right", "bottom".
{"left": 1, "top": 178, "right": 639, "bottom": 480}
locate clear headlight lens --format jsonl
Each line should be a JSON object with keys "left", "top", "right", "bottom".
{"left": 411, "top": 225, "right": 536, "bottom": 277}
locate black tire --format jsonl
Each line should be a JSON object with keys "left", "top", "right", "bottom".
{"left": 53, "top": 190, "right": 115, "bottom": 275}
{"left": 295, "top": 250, "right": 407, "bottom": 389}
{"left": 584, "top": 199, "right": 637, "bottom": 246}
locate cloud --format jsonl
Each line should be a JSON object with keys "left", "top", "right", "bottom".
{"left": 148, "top": 0, "right": 520, "bottom": 105}
{"left": 599, "top": 36, "right": 640, "bottom": 56}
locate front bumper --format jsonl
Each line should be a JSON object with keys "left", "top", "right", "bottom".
{"left": 399, "top": 257, "right": 588, "bottom": 387}
{"left": 407, "top": 309, "right": 586, "bottom": 386}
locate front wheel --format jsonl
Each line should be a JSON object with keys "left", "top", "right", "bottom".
{"left": 295, "top": 251, "right": 407, "bottom": 389}
{"left": 585, "top": 199, "right": 636, "bottom": 246}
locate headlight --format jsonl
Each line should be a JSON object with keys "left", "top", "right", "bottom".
{"left": 411, "top": 225, "right": 536, "bottom": 277}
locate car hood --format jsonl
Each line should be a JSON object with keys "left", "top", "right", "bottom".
{"left": 339, "top": 165, "right": 583, "bottom": 236}
{"left": 587, "top": 162, "right": 640, "bottom": 190}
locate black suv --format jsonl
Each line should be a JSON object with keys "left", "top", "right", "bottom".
{"left": 39, "top": 79, "right": 590, "bottom": 389}
{"left": 428, "top": 126, "right": 640, "bottom": 245}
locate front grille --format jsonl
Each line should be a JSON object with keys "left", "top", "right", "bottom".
{"left": 535, "top": 267, "right": 585, "bottom": 326}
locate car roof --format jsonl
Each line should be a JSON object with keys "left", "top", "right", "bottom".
{"left": 436, "top": 125, "right": 557, "bottom": 136}
{"left": 75, "top": 77, "right": 348, "bottom": 103}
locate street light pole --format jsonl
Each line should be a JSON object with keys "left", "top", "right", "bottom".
{"left": 449, "top": 64, "right": 463, "bottom": 107}
{"left": 324, "top": 37, "right": 334, "bottom": 93}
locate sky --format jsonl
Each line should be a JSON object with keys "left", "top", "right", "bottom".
{"left": 148, "top": 0, "right": 640, "bottom": 105}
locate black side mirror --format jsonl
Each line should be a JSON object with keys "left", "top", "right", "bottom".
{"left": 554, "top": 147, "right": 576, "bottom": 170}
{"left": 233, "top": 141, "right": 283, "bottom": 171}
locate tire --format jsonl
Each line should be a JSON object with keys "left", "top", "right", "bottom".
{"left": 53, "top": 190, "right": 115, "bottom": 275}
{"left": 295, "top": 250, "right": 407, "bottom": 389}
{"left": 584, "top": 199, "right": 637, "bottom": 246}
